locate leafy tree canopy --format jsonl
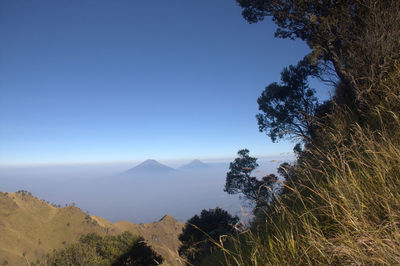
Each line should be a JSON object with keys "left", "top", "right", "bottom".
{"left": 225, "top": 149, "right": 278, "bottom": 207}
{"left": 45, "top": 232, "right": 163, "bottom": 266}
{"left": 257, "top": 58, "right": 319, "bottom": 143}
{"left": 178, "top": 207, "right": 239, "bottom": 264}
{"left": 237, "top": 0, "right": 400, "bottom": 103}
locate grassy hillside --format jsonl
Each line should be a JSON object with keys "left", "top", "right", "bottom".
{"left": 0, "top": 191, "right": 184, "bottom": 265}
{"left": 199, "top": 64, "right": 400, "bottom": 264}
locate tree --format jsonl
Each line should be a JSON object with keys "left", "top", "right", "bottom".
{"left": 237, "top": 0, "right": 400, "bottom": 105}
{"left": 178, "top": 208, "right": 239, "bottom": 264}
{"left": 112, "top": 237, "right": 163, "bottom": 266}
{"left": 257, "top": 58, "right": 319, "bottom": 143}
{"left": 225, "top": 149, "right": 277, "bottom": 208}
{"left": 46, "top": 232, "right": 163, "bottom": 266}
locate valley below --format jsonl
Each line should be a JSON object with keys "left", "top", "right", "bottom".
{"left": 0, "top": 157, "right": 287, "bottom": 265}
{"left": 0, "top": 158, "right": 285, "bottom": 223}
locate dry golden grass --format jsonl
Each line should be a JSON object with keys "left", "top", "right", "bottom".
{"left": 206, "top": 67, "right": 400, "bottom": 265}
{"left": 0, "top": 192, "right": 184, "bottom": 265}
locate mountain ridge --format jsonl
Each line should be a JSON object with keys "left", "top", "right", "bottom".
{"left": 0, "top": 191, "right": 184, "bottom": 265}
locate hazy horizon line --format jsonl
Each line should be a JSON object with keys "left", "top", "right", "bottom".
{"left": 0, "top": 152, "right": 294, "bottom": 168}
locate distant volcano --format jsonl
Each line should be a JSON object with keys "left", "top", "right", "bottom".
{"left": 125, "top": 159, "right": 176, "bottom": 176}
{"left": 179, "top": 159, "right": 209, "bottom": 170}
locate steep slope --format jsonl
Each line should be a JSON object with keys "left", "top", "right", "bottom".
{"left": 0, "top": 191, "right": 184, "bottom": 265}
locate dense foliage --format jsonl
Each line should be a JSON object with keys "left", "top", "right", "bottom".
{"left": 46, "top": 232, "right": 163, "bottom": 266}
{"left": 238, "top": 0, "right": 400, "bottom": 103}
{"left": 197, "top": 0, "right": 400, "bottom": 265}
{"left": 225, "top": 149, "right": 277, "bottom": 209}
{"left": 178, "top": 208, "right": 239, "bottom": 265}
{"left": 257, "top": 58, "right": 319, "bottom": 143}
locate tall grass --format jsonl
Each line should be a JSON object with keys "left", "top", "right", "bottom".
{"left": 211, "top": 67, "right": 400, "bottom": 265}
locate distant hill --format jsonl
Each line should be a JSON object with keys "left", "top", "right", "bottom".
{"left": 0, "top": 191, "right": 184, "bottom": 265}
{"left": 124, "top": 159, "right": 176, "bottom": 176}
{"left": 179, "top": 159, "right": 209, "bottom": 170}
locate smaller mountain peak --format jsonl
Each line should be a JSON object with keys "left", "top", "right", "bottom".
{"left": 179, "top": 159, "right": 209, "bottom": 170}
{"left": 159, "top": 214, "right": 177, "bottom": 223}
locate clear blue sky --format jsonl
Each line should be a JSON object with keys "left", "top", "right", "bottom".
{"left": 0, "top": 0, "right": 319, "bottom": 165}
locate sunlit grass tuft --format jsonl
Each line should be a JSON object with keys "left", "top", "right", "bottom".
{"left": 202, "top": 67, "right": 400, "bottom": 265}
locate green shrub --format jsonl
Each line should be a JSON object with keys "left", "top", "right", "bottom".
{"left": 45, "top": 232, "right": 163, "bottom": 266}
{"left": 179, "top": 207, "right": 239, "bottom": 265}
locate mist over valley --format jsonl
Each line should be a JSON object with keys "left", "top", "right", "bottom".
{"left": 0, "top": 157, "right": 289, "bottom": 223}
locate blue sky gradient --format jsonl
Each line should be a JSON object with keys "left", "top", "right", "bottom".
{"left": 0, "top": 0, "right": 320, "bottom": 165}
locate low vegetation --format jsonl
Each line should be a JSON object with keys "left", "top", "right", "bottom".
{"left": 179, "top": 0, "right": 400, "bottom": 265}
{"left": 203, "top": 99, "right": 400, "bottom": 265}
{"left": 46, "top": 232, "right": 163, "bottom": 266}
{"left": 178, "top": 208, "right": 239, "bottom": 264}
